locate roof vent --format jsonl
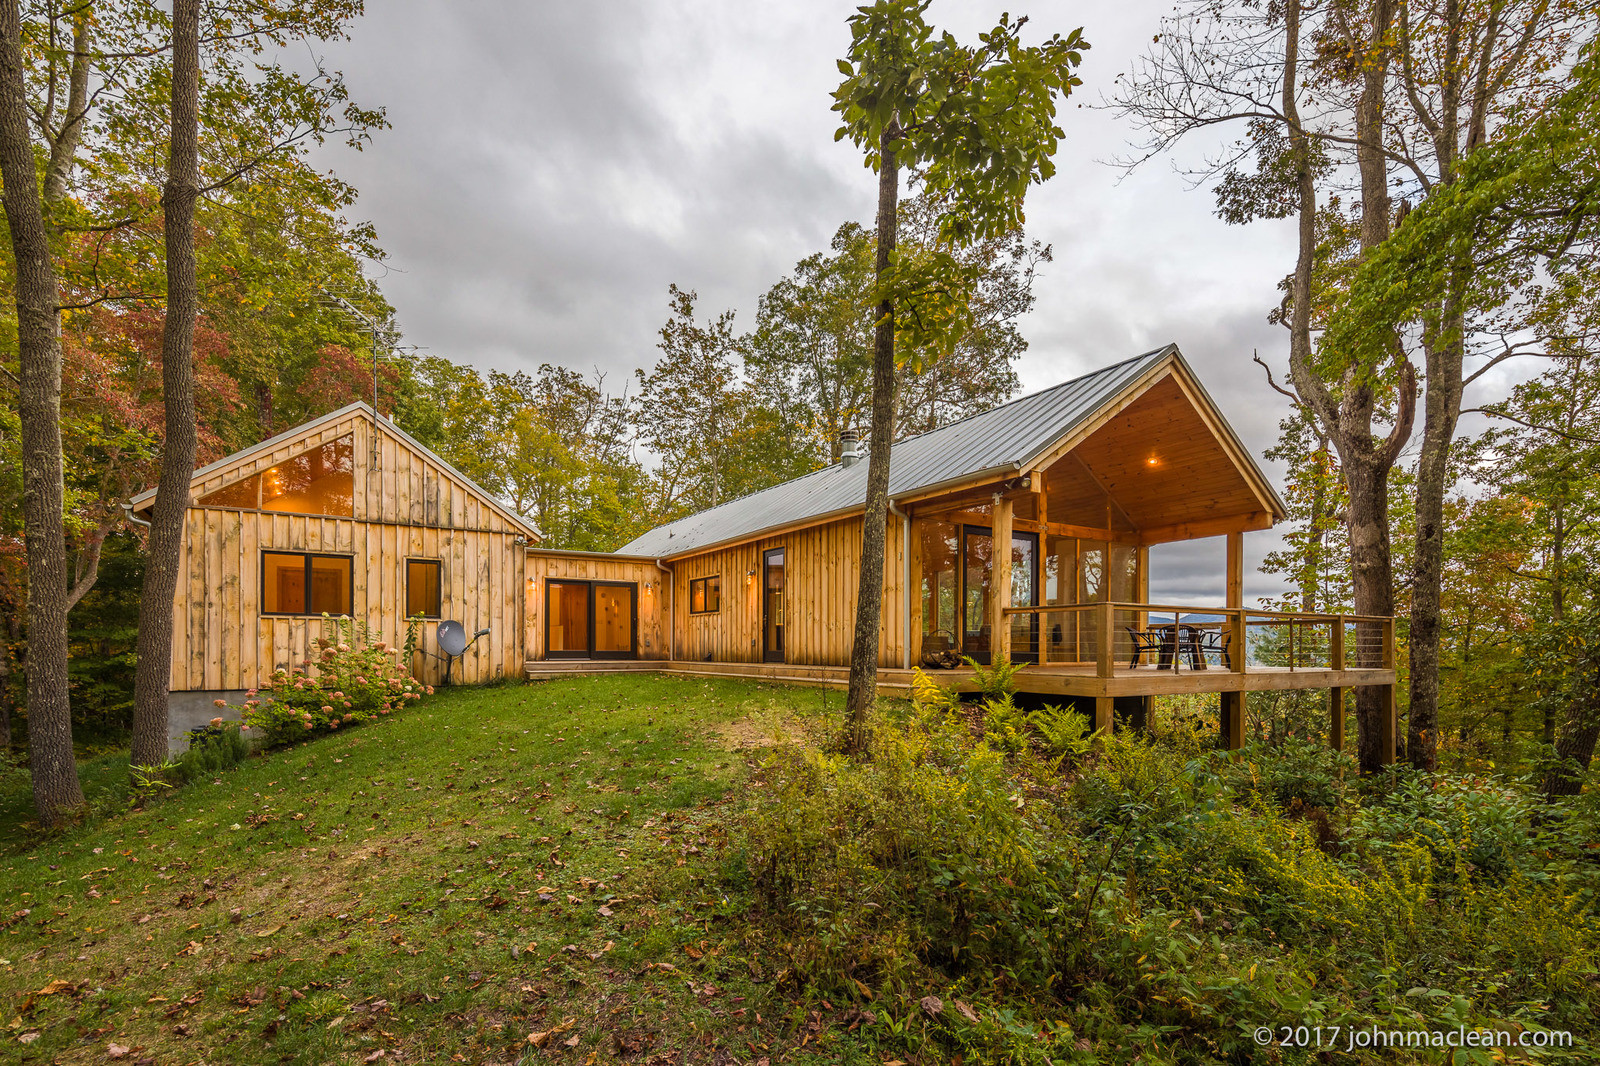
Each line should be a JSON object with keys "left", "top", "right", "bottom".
{"left": 839, "top": 429, "right": 861, "bottom": 468}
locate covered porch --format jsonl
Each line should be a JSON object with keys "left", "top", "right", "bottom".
{"left": 898, "top": 366, "right": 1398, "bottom": 758}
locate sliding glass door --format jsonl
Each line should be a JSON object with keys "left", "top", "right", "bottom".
{"left": 546, "top": 580, "right": 637, "bottom": 660}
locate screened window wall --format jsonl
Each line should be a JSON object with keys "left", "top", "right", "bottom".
{"left": 920, "top": 511, "right": 1142, "bottom": 665}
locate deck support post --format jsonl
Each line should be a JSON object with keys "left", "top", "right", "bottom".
{"left": 1330, "top": 687, "right": 1346, "bottom": 752}
{"left": 1094, "top": 695, "right": 1114, "bottom": 735}
{"left": 992, "top": 494, "right": 1013, "bottom": 663}
{"left": 1221, "top": 690, "right": 1245, "bottom": 750}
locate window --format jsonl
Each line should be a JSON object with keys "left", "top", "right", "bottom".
{"left": 198, "top": 434, "right": 355, "bottom": 516}
{"left": 689, "top": 575, "right": 721, "bottom": 614}
{"left": 262, "top": 552, "right": 353, "bottom": 615}
{"left": 406, "top": 559, "right": 442, "bottom": 618}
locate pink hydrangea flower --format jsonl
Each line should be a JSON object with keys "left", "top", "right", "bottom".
{"left": 321, "top": 705, "right": 334, "bottom": 714}
{"left": 425, "top": 686, "right": 435, "bottom": 696}
{"left": 213, "top": 699, "right": 227, "bottom": 708}
{"left": 210, "top": 716, "right": 223, "bottom": 727}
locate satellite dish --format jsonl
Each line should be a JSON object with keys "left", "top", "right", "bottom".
{"left": 438, "top": 620, "right": 468, "bottom": 657}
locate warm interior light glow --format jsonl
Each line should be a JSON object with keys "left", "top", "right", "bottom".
{"left": 1146, "top": 455, "right": 1160, "bottom": 466}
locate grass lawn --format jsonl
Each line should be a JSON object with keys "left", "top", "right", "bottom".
{"left": 0, "top": 675, "right": 859, "bottom": 1065}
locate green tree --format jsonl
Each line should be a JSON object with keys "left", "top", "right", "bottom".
{"left": 635, "top": 285, "right": 817, "bottom": 522}
{"left": 1259, "top": 403, "right": 1350, "bottom": 614}
{"left": 830, "top": 0, "right": 1086, "bottom": 751}
{"left": 748, "top": 191, "right": 1044, "bottom": 462}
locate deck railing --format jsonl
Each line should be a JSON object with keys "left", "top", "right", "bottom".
{"left": 997, "top": 602, "right": 1394, "bottom": 678}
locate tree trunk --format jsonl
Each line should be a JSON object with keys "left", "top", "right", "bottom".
{"left": 1281, "top": 0, "right": 1413, "bottom": 774}
{"left": 1407, "top": 314, "right": 1465, "bottom": 771}
{"left": 0, "top": 0, "right": 85, "bottom": 822}
{"left": 1543, "top": 694, "right": 1599, "bottom": 798}
{"left": 1345, "top": 446, "right": 1405, "bottom": 772}
{"left": 131, "top": 0, "right": 201, "bottom": 769}
{"left": 842, "top": 121, "right": 900, "bottom": 755}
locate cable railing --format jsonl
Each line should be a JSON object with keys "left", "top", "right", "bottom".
{"left": 997, "top": 602, "right": 1395, "bottom": 679}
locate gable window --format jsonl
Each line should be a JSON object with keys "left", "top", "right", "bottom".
{"left": 689, "top": 575, "right": 720, "bottom": 614}
{"left": 198, "top": 434, "right": 355, "bottom": 516}
{"left": 262, "top": 551, "right": 353, "bottom": 615}
{"left": 406, "top": 559, "right": 442, "bottom": 618}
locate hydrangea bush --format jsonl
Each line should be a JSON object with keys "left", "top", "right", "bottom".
{"left": 235, "top": 615, "right": 432, "bottom": 748}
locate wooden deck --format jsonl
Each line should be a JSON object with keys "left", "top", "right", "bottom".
{"left": 524, "top": 658, "right": 1396, "bottom": 698}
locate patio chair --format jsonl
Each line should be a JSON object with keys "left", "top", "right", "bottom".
{"left": 1125, "top": 625, "right": 1165, "bottom": 669}
{"left": 1197, "top": 628, "right": 1233, "bottom": 669}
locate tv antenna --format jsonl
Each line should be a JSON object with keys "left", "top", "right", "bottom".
{"left": 319, "top": 289, "right": 400, "bottom": 417}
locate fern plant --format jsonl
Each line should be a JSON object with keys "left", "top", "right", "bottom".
{"left": 963, "top": 653, "right": 1025, "bottom": 701}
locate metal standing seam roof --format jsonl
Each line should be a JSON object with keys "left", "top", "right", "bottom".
{"left": 618, "top": 344, "right": 1221, "bottom": 559}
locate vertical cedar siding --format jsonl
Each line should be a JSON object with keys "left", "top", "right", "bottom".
{"left": 166, "top": 410, "right": 532, "bottom": 691}
{"left": 657, "top": 512, "right": 905, "bottom": 669}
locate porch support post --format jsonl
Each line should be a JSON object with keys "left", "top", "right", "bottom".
{"left": 1221, "top": 690, "right": 1245, "bottom": 750}
{"left": 992, "top": 494, "right": 1013, "bottom": 662}
{"left": 1226, "top": 531, "right": 1243, "bottom": 609}
{"left": 1330, "top": 688, "right": 1346, "bottom": 752}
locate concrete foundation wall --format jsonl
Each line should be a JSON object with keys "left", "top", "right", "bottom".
{"left": 168, "top": 690, "right": 247, "bottom": 753}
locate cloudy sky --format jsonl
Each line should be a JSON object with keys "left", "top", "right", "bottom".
{"left": 308, "top": 0, "right": 1316, "bottom": 603}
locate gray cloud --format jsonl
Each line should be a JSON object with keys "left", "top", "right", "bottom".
{"left": 307, "top": 0, "right": 1306, "bottom": 602}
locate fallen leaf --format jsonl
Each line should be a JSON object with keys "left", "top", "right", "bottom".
{"left": 954, "top": 999, "right": 979, "bottom": 1023}
{"left": 919, "top": 994, "right": 943, "bottom": 1016}
{"left": 364, "top": 1051, "right": 386, "bottom": 1062}
{"left": 107, "top": 1044, "right": 131, "bottom": 1059}
{"left": 255, "top": 925, "right": 282, "bottom": 938}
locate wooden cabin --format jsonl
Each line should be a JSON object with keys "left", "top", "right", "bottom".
{"left": 128, "top": 402, "right": 538, "bottom": 748}
{"left": 524, "top": 345, "right": 1398, "bottom": 757}
{"left": 137, "top": 346, "right": 1396, "bottom": 758}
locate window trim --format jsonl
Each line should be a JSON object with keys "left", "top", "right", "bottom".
{"left": 689, "top": 575, "right": 721, "bottom": 615}
{"left": 405, "top": 558, "right": 443, "bottom": 619}
{"left": 259, "top": 550, "right": 356, "bottom": 617}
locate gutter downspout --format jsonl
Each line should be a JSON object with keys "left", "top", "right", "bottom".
{"left": 888, "top": 499, "right": 912, "bottom": 669}
{"left": 656, "top": 559, "right": 675, "bottom": 662}
{"left": 121, "top": 502, "right": 151, "bottom": 528}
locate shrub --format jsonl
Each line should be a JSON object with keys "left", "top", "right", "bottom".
{"left": 1351, "top": 770, "right": 1540, "bottom": 883}
{"left": 175, "top": 720, "right": 251, "bottom": 782}
{"left": 745, "top": 709, "right": 1068, "bottom": 993}
{"left": 240, "top": 615, "right": 430, "bottom": 748}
